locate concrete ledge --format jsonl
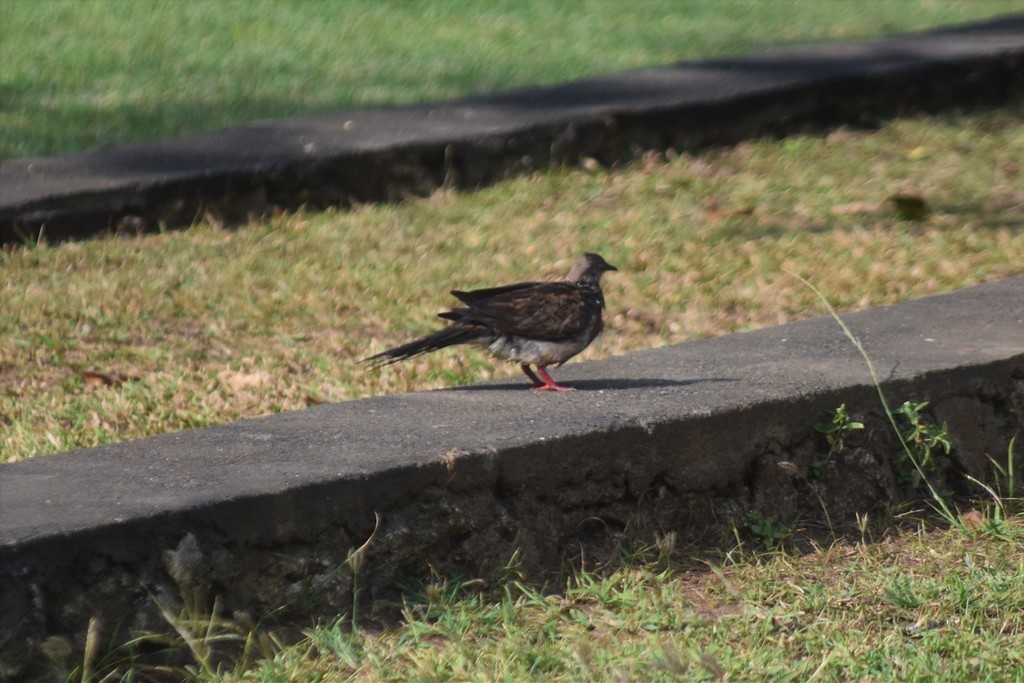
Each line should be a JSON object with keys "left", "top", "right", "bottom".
{"left": 3, "top": 14, "right": 1024, "bottom": 243}
{"left": 2, "top": 277, "right": 1023, "bottom": 676}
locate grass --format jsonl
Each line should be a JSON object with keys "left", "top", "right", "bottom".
{"left": 262, "top": 518, "right": 1024, "bottom": 681}
{"left": 48, "top": 304, "right": 1023, "bottom": 682}
{"left": 9, "top": 5, "right": 1024, "bottom": 679}
{"left": 69, "top": 510, "right": 1024, "bottom": 681}
{"left": 3, "top": 102, "right": 1024, "bottom": 463}
{"left": 3, "top": 0, "right": 1024, "bottom": 160}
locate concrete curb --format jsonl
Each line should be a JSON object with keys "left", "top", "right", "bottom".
{"left": 2, "top": 14, "right": 1024, "bottom": 243}
{"left": 2, "top": 277, "right": 1023, "bottom": 676}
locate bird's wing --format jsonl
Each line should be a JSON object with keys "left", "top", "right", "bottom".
{"left": 445, "top": 282, "right": 591, "bottom": 340}
{"left": 450, "top": 282, "right": 538, "bottom": 305}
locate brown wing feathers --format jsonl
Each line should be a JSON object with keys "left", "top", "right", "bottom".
{"left": 440, "top": 282, "right": 589, "bottom": 340}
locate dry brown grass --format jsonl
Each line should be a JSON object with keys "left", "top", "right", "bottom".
{"left": 3, "top": 105, "right": 1023, "bottom": 461}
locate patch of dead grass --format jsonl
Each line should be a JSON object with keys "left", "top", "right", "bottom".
{"left": 2, "top": 104, "right": 1023, "bottom": 461}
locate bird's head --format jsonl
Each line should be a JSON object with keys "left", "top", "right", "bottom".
{"left": 566, "top": 252, "right": 618, "bottom": 285}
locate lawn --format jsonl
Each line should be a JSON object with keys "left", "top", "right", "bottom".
{"left": 3, "top": 0, "right": 1022, "bottom": 160}
{"left": 5, "top": 4, "right": 1024, "bottom": 679}
{"left": 3, "top": 103, "right": 1023, "bottom": 463}
{"left": 229, "top": 516, "right": 1024, "bottom": 681}
{"left": 64, "top": 511, "right": 1024, "bottom": 680}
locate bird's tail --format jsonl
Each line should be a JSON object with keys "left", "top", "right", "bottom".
{"left": 362, "top": 323, "right": 488, "bottom": 367}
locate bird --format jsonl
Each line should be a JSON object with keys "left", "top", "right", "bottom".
{"left": 363, "top": 253, "right": 617, "bottom": 391}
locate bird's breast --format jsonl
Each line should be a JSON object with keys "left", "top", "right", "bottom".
{"left": 486, "top": 335, "right": 587, "bottom": 366}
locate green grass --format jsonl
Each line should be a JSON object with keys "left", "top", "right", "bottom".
{"left": 3, "top": 0, "right": 1023, "bottom": 160}
{"left": 3, "top": 102, "right": 1023, "bottom": 463}
{"left": 261, "top": 518, "right": 1024, "bottom": 681}
{"left": 66, "top": 512, "right": 1024, "bottom": 681}
{"left": 9, "top": 5, "right": 1024, "bottom": 679}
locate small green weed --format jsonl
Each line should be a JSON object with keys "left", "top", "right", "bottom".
{"left": 815, "top": 403, "right": 865, "bottom": 457}
{"left": 813, "top": 402, "right": 865, "bottom": 474}
{"left": 893, "top": 401, "right": 952, "bottom": 486}
{"left": 789, "top": 271, "right": 961, "bottom": 527}
{"left": 744, "top": 512, "right": 793, "bottom": 550}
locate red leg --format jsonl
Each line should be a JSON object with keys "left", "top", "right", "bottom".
{"left": 520, "top": 364, "right": 544, "bottom": 387}
{"left": 533, "top": 366, "right": 574, "bottom": 392}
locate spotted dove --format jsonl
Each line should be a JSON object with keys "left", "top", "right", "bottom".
{"left": 363, "top": 253, "right": 617, "bottom": 391}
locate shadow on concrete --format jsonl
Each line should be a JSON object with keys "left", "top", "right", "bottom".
{"left": 5, "top": 13, "right": 1023, "bottom": 245}
{"left": 452, "top": 377, "right": 734, "bottom": 392}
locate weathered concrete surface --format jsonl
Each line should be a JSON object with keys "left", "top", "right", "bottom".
{"left": 3, "top": 14, "right": 1024, "bottom": 243}
{"left": 2, "top": 277, "right": 1023, "bottom": 677}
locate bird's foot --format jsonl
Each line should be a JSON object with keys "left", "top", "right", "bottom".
{"left": 531, "top": 366, "right": 573, "bottom": 391}
{"left": 520, "top": 363, "right": 545, "bottom": 388}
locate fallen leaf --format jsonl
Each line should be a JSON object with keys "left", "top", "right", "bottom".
{"left": 906, "top": 146, "right": 929, "bottom": 160}
{"left": 960, "top": 509, "right": 984, "bottom": 530}
{"left": 81, "top": 370, "right": 133, "bottom": 386}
